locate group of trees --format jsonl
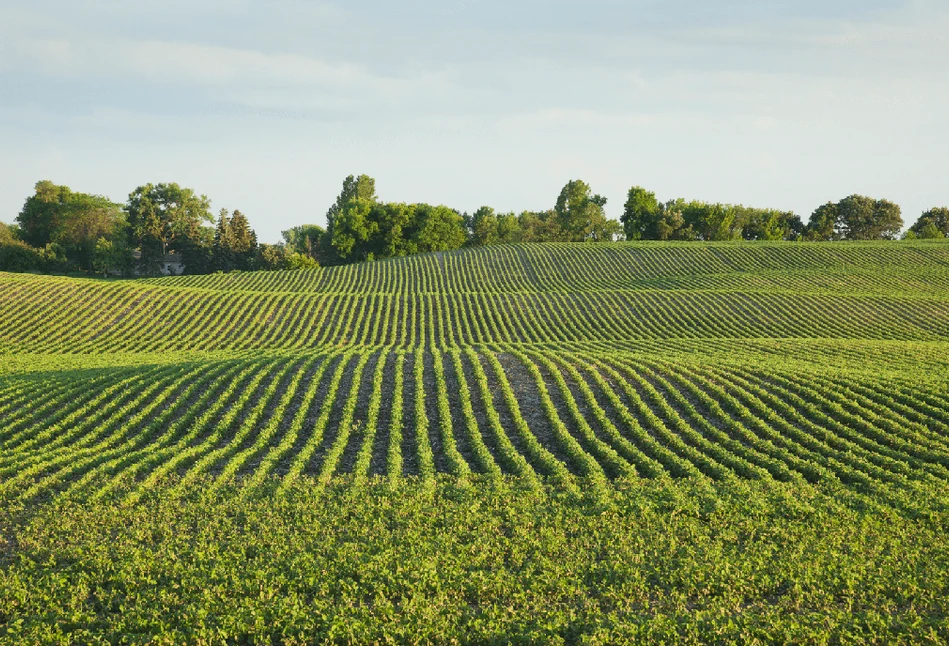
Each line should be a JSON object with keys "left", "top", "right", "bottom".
{"left": 804, "top": 195, "right": 903, "bottom": 241}
{"left": 905, "top": 207, "right": 949, "bottom": 240}
{"left": 2, "top": 181, "right": 315, "bottom": 276}
{"left": 325, "top": 174, "right": 467, "bottom": 262}
{"left": 620, "top": 187, "right": 948, "bottom": 243}
{"left": 621, "top": 188, "right": 805, "bottom": 242}
{"left": 278, "top": 176, "right": 624, "bottom": 267}
{"left": 4, "top": 180, "right": 124, "bottom": 273}
{"left": 467, "top": 180, "right": 621, "bottom": 247}
{"left": 3, "top": 175, "right": 948, "bottom": 276}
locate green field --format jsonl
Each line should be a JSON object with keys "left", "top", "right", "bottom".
{"left": 2, "top": 242, "right": 949, "bottom": 644}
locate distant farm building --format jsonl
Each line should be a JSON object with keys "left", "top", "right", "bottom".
{"left": 131, "top": 251, "right": 185, "bottom": 276}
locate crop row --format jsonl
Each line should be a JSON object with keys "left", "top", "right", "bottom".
{"left": 2, "top": 347, "right": 948, "bottom": 503}
{"left": 3, "top": 286, "right": 948, "bottom": 354}
{"left": 137, "top": 242, "right": 949, "bottom": 294}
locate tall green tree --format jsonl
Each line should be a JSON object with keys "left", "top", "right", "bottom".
{"left": 374, "top": 203, "right": 413, "bottom": 258}
{"left": 228, "top": 210, "right": 258, "bottom": 270}
{"left": 326, "top": 175, "right": 379, "bottom": 261}
{"left": 470, "top": 206, "right": 499, "bottom": 246}
{"left": 518, "top": 210, "right": 562, "bottom": 242}
{"left": 806, "top": 196, "right": 902, "bottom": 241}
{"left": 496, "top": 213, "right": 521, "bottom": 244}
{"left": 837, "top": 195, "right": 903, "bottom": 240}
{"left": 92, "top": 236, "right": 132, "bottom": 277}
{"left": 554, "top": 180, "right": 617, "bottom": 241}
{"left": 211, "top": 209, "right": 259, "bottom": 271}
{"left": 15, "top": 180, "right": 68, "bottom": 248}
{"left": 621, "top": 187, "right": 661, "bottom": 241}
{"left": 213, "top": 209, "right": 233, "bottom": 271}
{"left": 679, "top": 201, "right": 742, "bottom": 241}
{"left": 654, "top": 200, "right": 695, "bottom": 241}
{"left": 16, "top": 181, "right": 125, "bottom": 270}
{"left": 331, "top": 197, "right": 377, "bottom": 260}
{"left": 55, "top": 193, "right": 125, "bottom": 270}
{"left": 326, "top": 175, "right": 377, "bottom": 229}
{"left": 405, "top": 205, "right": 466, "bottom": 253}
{"left": 907, "top": 207, "right": 949, "bottom": 239}
{"left": 806, "top": 202, "right": 839, "bottom": 241}
{"left": 126, "top": 183, "right": 213, "bottom": 274}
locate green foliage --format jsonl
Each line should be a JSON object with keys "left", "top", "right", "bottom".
{"left": 652, "top": 200, "right": 695, "bottom": 241}
{"left": 469, "top": 206, "right": 499, "bottom": 246}
{"left": 518, "top": 209, "right": 563, "bottom": 242}
{"left": 806, "top": 202, "right": 840, "bottom": 241}
{"left": 14, "top": 180, "right": 67, "bottom": 248}
{"left": 228, "top": 210, "right": 258, "bottom": 270}
{"left": 466, "top": 208, "right": 524, "bottom": 246}
{"left": 213, "top": 208, "right": 233, "bottom": 271}
{"left": 405, "top": 204, "right": 466, "bottom": 253}
{"left": 54, "top": 193, "right": 125, "bottom": 270}
{"left": 91, "top": 236, "right": 132, "bottom": 277}
{"left": 210, "top": 209, "right": 259, "bottom": 273}
{"left": 837, "top": 195, "right": 903, "bottom": 240}
{"left": 2, "top": 477, "right": 948, "bottom": 643}
{"left": 0, "top": 238, "right": 45, "bottom": 272}
{"left": 554, "top": 179, "right": 618, "bottom": 241}
{"left": 282, "top": 224, "right": 331, "bottom": 264}
{"left": 909, "top": 207, "right": 949, "bottom": 239}
{"left": 621, "top": 187, "right": 800, "bottom": 241}
{"left": 326, "top": 174, "right": 377, "bottom": 228}
{"left": 325, "top": 175, "right": 466, "bottom": 261}
{"left": 679, "top": 200, "right": 742, "bottom": 241}
{"left": 2, "top": 243, "right": 949, "bottom": 640}
{"left": 15, "top": 181, "right": 125, "bottom": 270}
{"left": 331, "top": 196, "right": 378, "bottom": 260}
{"left": 808, "top": 195, "right": 903, "bottom": 241}
{"left": 622, "top": 186, "right": 661, "bottom": 240}
{"left": 125, "top": 183, "right": 213, "bottom": 275}
{"left": 257, "top": 243, "right": 319, "bottom": 270}
{"left": 738, "top": 207, "right": 804, "bottom": 241}
{"left": 915, "top": 223, "right": 945, "bottom": 240}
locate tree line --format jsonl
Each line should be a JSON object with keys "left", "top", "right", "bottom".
{"left": 621, "top": 188, "right": 945, "bottom": 242}
{"left": 1, "top": 181, "right": 316, "bottom": 275}
{"left": 2, "top": 176, "right": 947, "bottom": 275}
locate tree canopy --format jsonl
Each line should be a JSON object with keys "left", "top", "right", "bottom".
{"left": 806, "top": 195, "right": 903, "bottom": 241}
{"left": 554, "top": 180, "right": 619, "bottom": 241}
{"left": 125, "top": 183, "right": 214, "bottom": 274}
{"left": 282, "top": 225, "right": 330, "bottom": 264}
{"left": 906, "top": 207, "right": 949, "bottom": 240}
{"left": 621, "top": 187, "right": 802, "bottom": 242}
{"left": 15, "top": 181, "right": 125, "bottom": 270}
{"left": 324, "top": 174, "right": 467, "bottom": 262}
{"left": 2, "top": 175, "right": 942, "bottom": 277}
{"left": 621, "top": 187, "right": 662, "bottom": 241}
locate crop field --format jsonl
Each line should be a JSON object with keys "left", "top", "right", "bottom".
{"left": 2, "top": 242, "right": 949, "bottom": 643}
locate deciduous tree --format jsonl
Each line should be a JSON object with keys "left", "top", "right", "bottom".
{"left": 621, "top": 187, "right": 661, "bottom": 241}
{"left": 907, "top": 207, "right": 949, "bottom": 239}
{"left": 837, "top": 194, "right": 902, "bottom": 240}
{"left": 554, "top": 180, "right": 617, "bottom": 241}
{"left": 126, "top": 183, "right": 213, "bottom": 274}
{"left": 806, "top": 202, "right": 839, "bottom": 241}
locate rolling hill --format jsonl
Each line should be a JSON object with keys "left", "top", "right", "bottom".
{"left": 2, "top": 242, "right": 949, "bottom": 643}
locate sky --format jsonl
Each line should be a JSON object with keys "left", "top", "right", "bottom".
{"left": 1, "top": 0, "right": 947, "bottom": 242}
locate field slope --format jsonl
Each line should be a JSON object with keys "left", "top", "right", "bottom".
{"left": 2, "top": 242, "right": 949, "bottom": 643}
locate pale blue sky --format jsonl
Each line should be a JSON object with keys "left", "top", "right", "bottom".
{"left": 1, "top": 0, "right": 947, "bottom": 241}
